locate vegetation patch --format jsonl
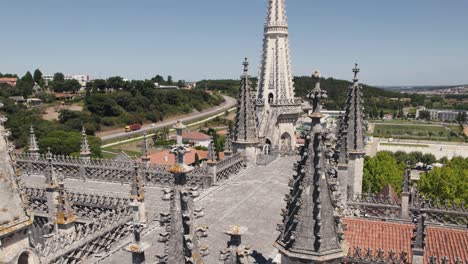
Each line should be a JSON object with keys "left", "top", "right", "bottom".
{"left": 380, "top": 143, "right": 429, "bottom": 148}
{"left": 373, "top": 124, "right": 463, "bottom": 142}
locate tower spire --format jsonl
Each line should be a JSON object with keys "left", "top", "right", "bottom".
{"left": 335, "top": 64, "right": 367, "bottom": 199}
{"left": 28, "top": 125, "right": 39, "bottom": 158}
{"left": 233, "top": 58, "right": 259, "bottom": 164}
{"left": 256, "top": 0, "right": 301, "bottom": 150}
{"left": 275, "top": 71, "right": 344, "bottom": 264}
{"left": 80, "top": 127, "right": 91, "bottom": 160}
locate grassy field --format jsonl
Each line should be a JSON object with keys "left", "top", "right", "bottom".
{"left": 373, "top": 123, "right": 463, "bottom": 142}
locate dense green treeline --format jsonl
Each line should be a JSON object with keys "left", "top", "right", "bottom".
{"left": 0, "top": 74, "right": 224, "bottom": 152}
{"left": 363, "top": 151, "right": 467, "bottom": 204}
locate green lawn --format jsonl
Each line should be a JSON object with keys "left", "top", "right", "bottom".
{"left": 373, "top": 124, "right": 463, "bottom": 142}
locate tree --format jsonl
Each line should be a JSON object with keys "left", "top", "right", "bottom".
{"left": 167, "top": 76, "right": 173, "bottom": 85}
{"left": 33, "top": 69, "right": 43, "bottom": 84}
{"left": 379, "top": 110, "right": 384, "bottom": 119}
{"left": 53, "top": 72, "right": 65, "bottom": 83}
{"left": 92, "top": 79, "right": 107, "bottom": 92}
{"left": 419, "top": 110, "right": 430, "bottom": 121}
{"left": 22, "top": 71, "right": 34, "bottom": 86}
{"left": 456, "top": 112, "right": 467, "bottom": 124}
{"left": 107, "top": 76, "right": 124, "bottom": 89}
{"left": 62, "top": 79, "right": 81, "bottom": 93}
{"left": 152, "top": 75, "right": 165, "bottom": 84}
{"left": 38, "top": 130, "right": 102, "bottom": 157}
{"left": 177, "top": 80, "right": 185, "bottom": 88}
{"left": 363, "top": 151, "right": 405, "bottom": 194}
{"left": 418, "top": 157, "right": 468, "bottom": 205}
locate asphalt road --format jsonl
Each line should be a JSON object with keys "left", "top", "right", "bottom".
{"left": 99, "top": 95, "right": 237, "bottom": 142}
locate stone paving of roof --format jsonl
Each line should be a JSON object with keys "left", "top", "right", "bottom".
{"left": 21, "top": 156, "right": 468, "bottom": 264}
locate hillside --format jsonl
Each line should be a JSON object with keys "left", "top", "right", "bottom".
{"left": 198, "top": 76, "right": 402, "bottom": 115}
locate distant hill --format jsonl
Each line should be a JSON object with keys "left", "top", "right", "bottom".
{"left": 198, "top": 76, "right": 402, "bottom": 115}
{"left": 380, "top": 85, "right": 468, "bottom": 92}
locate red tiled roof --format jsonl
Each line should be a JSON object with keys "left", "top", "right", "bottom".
{"left": 147, "top": 147, "right": 224, "bottom": 165}
{"left": 182, "top": 131, "right": 211, "bottom": 141}
{"left": 344, "top": 218, "right": 468, "bottom": 262}
{"left": 426, "top": 226, "right": 468, "bottom": 261}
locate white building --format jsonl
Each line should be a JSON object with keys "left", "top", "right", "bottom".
{"left": 42, "top": 74, "right": 90, "bottom": 87}
{"left": 416, "top": 107, "right": 467, "bottom": 123}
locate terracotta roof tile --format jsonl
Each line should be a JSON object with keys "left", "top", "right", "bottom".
{"left": 147, "top": 147, "right": 224, "bottom": 165}
{"left": 182, "top": 131, "right": 211, "bottom": 141}
{"left": 344, "top": 218, "right": 468, "bottom": 262}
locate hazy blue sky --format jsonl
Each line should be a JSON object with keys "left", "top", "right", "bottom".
{"left": 1, "top": 0, "right": 467, "bottom": 86}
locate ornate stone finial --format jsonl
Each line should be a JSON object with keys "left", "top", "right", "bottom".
{"left": 80, "top": 127, "right": 91, "bottom": 159}
{"left": 403, "top": 162, "right": 411, "bottom": 194}
{"left": 411, "top": 213, "right": 426, "bottom": 264}
{"left": 243, "top": 57, "right": 249, "bottom": 74}
{"left": 55, "top": 183, "right": 76, "bottom": 227}
{"left": 220, "top": 225, "right": 253, "bottom": 264}
{"left": 168, "top": 121, "right": 192, "bottom": 175}
{"left": 46, "top": 147, "right": 52, "bottom": 160}
{"left": 131, "top": 162, "right": 145, "bottom": 202}
{"left": 29, "top": 125, "right": 39, "bottom": 154}
{"left": 353, "top": 63, "right": 360, "bottom": 83}
{"left": 141, "top": 132, "right": 150, "bottom": 164}
{"left": 224, "top": 128, "right": 233, "bottom": 156}
{"left": 207, "top": 138, "right": 216, "bottom": 163}
{"left": 306, "top": 70, "right": 327, "bottom": 119}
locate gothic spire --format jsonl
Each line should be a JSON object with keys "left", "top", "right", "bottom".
{"left": 257, "top": 0, "right": 295, "bottom": 103}
{"left": 141, "top": 132, "right": 150, "bottom": 164}
{"left": 275, "top": 71, "right": 344, "bottom": 263}
{"left": 233, "top": 58, "right": 258, "bottom": 144}
{"left": 224, "top": 127, "right": 233, "bottom": 156}
{"left": 0, "top": 112, "right": 32, "bottom": 238}
{"left": 336, "top": 63, "right": 366, "bottom": 163}
{"left": 80, "top": 127, "right": 91, "bottom": 159}
{"left": 28, "top": 125, "right": 39, "bottom": 155}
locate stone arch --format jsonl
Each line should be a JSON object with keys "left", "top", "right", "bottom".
{"left": 18, "top": 252, "right": 30, "bottom": 264}
{"left": 280, "top": 132, "right": 291, "bottom": 151}
{"left": 263, "top": 139, "right": 272, "bottom": 155}
{"left": 17, "top": 250, "right": 39, "bottom": 264}
{"left": 268, "top": 93, "right": 274, "bottom": 104}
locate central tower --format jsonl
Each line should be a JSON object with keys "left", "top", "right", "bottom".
{"left": 256, "top": 0, "right": 301, "bottom": 152}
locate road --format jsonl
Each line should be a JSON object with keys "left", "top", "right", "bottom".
{"left": 99, "top": 95, "right": 237, "bottom": 142}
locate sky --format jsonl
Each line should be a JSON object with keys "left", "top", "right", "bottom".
{"left": 1, "top": 0, "right": 468, "bottom": 86}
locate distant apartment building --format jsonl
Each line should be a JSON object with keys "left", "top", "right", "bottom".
{"left": 0, "top": 77, "right": 18, "bottom": 86}
{"left": 42, "top": 74, "right": 90, "bottom": 87}
{"left": 416, "top": 107, "right": 468, "bottom": 122}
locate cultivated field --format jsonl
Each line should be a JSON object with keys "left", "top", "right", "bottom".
{"left": 372, "top": 123, "right": 463, "bottom": 142}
